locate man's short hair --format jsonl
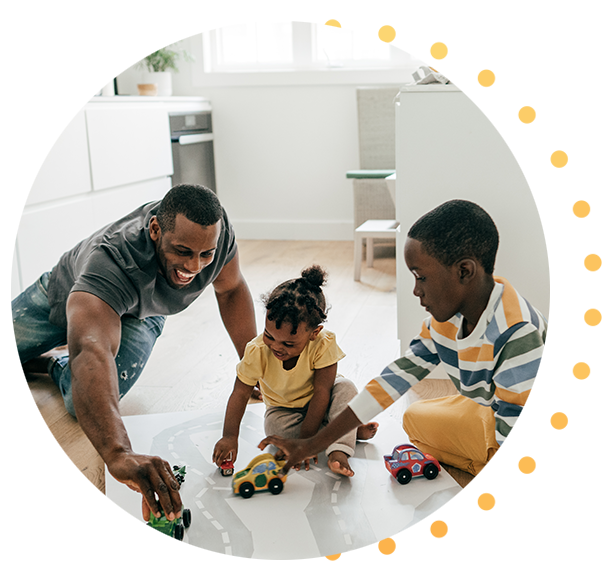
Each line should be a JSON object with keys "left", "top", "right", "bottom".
{"left": 156, "top": 184, "right": 222, "bottom": 232}
{"left": 408, "top": 199, "right": 499, "bottom": 275}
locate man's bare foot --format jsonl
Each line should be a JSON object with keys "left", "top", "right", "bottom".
{"left": 357, "top": 422, "right": 379, "bottom": 440}
{"left": 327, "top": 450, "right": 354, "bottom": 477}
{"left": 22, "top": 347, "right": 68, "bottom": 375}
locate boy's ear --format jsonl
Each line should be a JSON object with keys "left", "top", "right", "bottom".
{"left": 457, "top": 258, "right": 477, "bottom": 283}
{"left": 309, "top": 325, "right": 323, "bottom": 340}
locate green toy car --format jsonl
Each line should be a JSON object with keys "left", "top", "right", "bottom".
{"left": 147, "top": 465, "right": 192, "bottom": 541}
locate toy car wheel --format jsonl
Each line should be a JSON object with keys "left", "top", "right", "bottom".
{"left": 182, "top": 508, "right": 192, "bottom": 528}
{"left": 174, "top": 523, "right": 185, "bottom": 541}
{"left": 239, "top": 482, "right": 255, "bottom": 499}
{"left": 268, "top": 478, "right": 284, "bottom": 495}
{"left": 424, "top": 464, "right": 439, "bottom": 480}
{"left": 396, "top": 468, "right": 412, "bottom": 485}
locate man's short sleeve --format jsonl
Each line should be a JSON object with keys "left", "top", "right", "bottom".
{"left": 71, "top": 249, "right": 139, "bottom": 317}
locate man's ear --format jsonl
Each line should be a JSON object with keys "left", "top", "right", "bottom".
{"left": 149, "top": 216, "right": 161, "bottom": 242}
{"left": 457, "top": 258, "right": 477, "bottom": 284}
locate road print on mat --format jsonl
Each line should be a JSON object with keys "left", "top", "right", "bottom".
{"left": 106, "top": 405, "right": 460, "bottom": 559}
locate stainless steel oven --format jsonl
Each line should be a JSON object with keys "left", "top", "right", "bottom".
{"left": 169, "top": 111, "right": 217, "bottom": 192}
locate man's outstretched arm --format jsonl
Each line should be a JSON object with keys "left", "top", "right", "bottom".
{"left": 67, "top": 291, "right": 182, "bottom": 521}
{"left": 212, "top": 248, "right": 257, "bottom": 359}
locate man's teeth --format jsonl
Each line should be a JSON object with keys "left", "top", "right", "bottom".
{"left": 176, "top": 270, "right": 196, "bottom": 281}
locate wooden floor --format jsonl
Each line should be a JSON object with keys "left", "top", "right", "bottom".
{"left": 27, "top": 239, "right": 473, "bottom": 495}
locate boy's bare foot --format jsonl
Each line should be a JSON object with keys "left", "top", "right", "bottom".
{"left": 327, "top": 450, "right": 354, "bottom": 477}
{"left": 356, "top": 422, "right": 379, "bottom": 440}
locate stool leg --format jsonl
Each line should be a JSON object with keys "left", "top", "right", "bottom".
{"left": 366, "top": 237, "right": 374, "bottom": 267}
{"left": 354, "top": 234, "right": 362, "bottom": 281}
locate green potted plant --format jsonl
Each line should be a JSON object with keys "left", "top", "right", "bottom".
{"left": 137, "top": 44, "right": 194, "bottom": 96}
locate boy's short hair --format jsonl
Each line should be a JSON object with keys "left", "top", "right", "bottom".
{"left": 408, "top": 200, "right": 499, "bottom": 275}
{"left": 157, "top": 184, "right": 222, "bottom": 232}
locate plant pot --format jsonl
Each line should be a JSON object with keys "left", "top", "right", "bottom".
{"left": 140, "top": 71, "right": 172, "bottom": 96}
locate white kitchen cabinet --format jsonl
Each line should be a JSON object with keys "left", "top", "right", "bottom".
{"left": 17, "top": 196, "right": 95, "bottom": 290}
{"left": 395, "top": 85, "right": 549, "bottom": 361}
{"left": 26, "top": 110, "right": 92, "bottom": 205}
{"left": 86, "top": 105, "right": 173, "bottom": 191}
{"left": 12, "top": 97, "right": 210, "bottom": 299}
{"left": 89, "top": 176, "right": 172, "bottom": 233}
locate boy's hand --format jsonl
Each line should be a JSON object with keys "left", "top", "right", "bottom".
{"left": 259, "top": 435, "right": 314, "bottom": 476}
{"left": 213, "top": 436, "right": 238, "bottom": 466}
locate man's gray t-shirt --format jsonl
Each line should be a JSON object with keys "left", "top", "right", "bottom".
{"left": 47, "top": 200, "right": 236, "bottom": 328}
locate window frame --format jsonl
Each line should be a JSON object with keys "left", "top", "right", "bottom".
{"left": 189, "top": 23, "right": 425, "bottom": 88}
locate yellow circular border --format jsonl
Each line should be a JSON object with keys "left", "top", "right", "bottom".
{"left": 64, "top": 19, "right": 602, "bottom": 560}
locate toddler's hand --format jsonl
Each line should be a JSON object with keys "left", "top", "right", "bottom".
{"left": 213, "top": 436, "right": 238, "bottom": 466}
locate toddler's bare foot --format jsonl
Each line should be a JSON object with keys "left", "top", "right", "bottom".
{"left": 327, "top": 451, "right": 354, "bottom": 477}
{"left": 357, "top": 422, "right": 379, "bottom": 440}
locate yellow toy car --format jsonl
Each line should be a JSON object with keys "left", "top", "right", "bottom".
{"left": 232, "top": 453, "right": 288, "bottom": 498}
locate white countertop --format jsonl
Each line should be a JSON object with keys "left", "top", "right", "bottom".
{"left": 88, "top": 95, "right": 212, "bottom": 112}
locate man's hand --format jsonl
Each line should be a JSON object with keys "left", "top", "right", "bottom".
{"left": 107, "top": 451, "right": 182, "bottom": 522}
{"left": 259, "top": 435, "right": 317, "bottom": 476}
{"left": 213, "top": 436, "right": 238, "bottom": 467}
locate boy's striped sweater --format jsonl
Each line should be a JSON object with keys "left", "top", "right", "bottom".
{"left": 349, "top": 277, "right": 547, "bottom": 444}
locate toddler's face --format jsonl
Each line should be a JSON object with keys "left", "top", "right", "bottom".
{"left": 263, "top": 317, "right": 321, "bottom": 363}
{"left": 404, "top": 237, "right": 467, "bottom": 323}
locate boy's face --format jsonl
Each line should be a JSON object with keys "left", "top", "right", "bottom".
{"left": 404, "top": 238, "right": 467, "bottom": 323}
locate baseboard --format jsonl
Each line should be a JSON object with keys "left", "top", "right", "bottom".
{"left": 232, "top": 219, "right": 354, "bottom": 241}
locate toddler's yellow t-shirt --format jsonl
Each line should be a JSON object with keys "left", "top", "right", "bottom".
{"left": 236, "top": 329, "right": 345, "bottom": 408}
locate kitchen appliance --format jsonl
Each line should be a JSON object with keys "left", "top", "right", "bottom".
{"left": 169, "top": 111, "right": 217, "bottom": 192}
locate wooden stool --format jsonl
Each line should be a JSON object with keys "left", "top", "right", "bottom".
{"left": 354, "top": 219, "right": 399, "bottom": 281}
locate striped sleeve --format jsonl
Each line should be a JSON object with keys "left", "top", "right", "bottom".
{"left": 348, "top": 321, "right": 440, "bottom": 423}
{"left": 491, "top": 320, "right": 545, "bottom": 444}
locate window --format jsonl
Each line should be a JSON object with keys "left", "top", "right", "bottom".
{"left": 201, "top": 22, "right": 418, "bottom": 74}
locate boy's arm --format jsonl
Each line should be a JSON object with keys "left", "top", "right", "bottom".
{"left": 213, "top": 377, "right": 255, "bottom": 465}
{"left": 299, "top": 363, "right": 337, "bottom": 439}
{"left": 491, "top": 322, "right": 545, "bottom": 444}
{"left": 260, "top": 406, "right": 362, "bottom": 474}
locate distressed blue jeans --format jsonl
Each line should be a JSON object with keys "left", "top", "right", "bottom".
{"left": 12, "top": 272, "right": 166, "bottom": 417}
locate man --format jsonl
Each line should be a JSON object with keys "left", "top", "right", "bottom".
{"left": 13, "top": 184, "right": 257, "bottom": 522}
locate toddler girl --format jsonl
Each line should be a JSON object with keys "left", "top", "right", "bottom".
{"left": 213, "top": 265, "right": 377, "bottom": 476}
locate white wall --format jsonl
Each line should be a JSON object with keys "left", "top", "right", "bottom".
{"left": 115, "top": 39, "right": 419, "bottom": 240}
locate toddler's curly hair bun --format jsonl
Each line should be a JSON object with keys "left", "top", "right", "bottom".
{"left": 262, "top": 265, "right": 330, "bottom": 334}
{"left": 300, "top": 265, "right": 327, "bottom": 290}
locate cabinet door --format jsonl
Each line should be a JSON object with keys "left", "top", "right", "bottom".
{"left": 27, "top": 110, "right": 92, "bottom": 205}
{"left": 17, "top": 197, "right": 94, "bottom": 290}
{"left": 86, "top": 106, "right": 173, "bottom": 191}
{"left": 89, "top": 176, "right": 172, "bottom": 233}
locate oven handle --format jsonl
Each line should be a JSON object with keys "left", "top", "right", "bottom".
{"left": 176, "top": 133, "right": 214, "bottom": 145}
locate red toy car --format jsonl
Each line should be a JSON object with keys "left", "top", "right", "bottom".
{"left": 384, "top": 444, "right": 441, "bottom": 484}
{"left": 219, "top": 459, "right": 234, "bottom": 477}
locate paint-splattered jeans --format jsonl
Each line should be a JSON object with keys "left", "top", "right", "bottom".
{"left": 12, "top": 272, "right": 166, "bottom": 417}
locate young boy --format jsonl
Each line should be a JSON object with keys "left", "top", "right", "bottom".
{"left": 260, "top": 200, "right": 547, "bottom": 476}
